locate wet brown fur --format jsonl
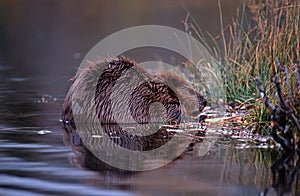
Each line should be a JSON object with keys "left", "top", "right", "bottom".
{"left": 62, "top": 56, "right": 206, "bottom": 126}
{"left": 61, "top": 56, "right": 206, "bottom": 151}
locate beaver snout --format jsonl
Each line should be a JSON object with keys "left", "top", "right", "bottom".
{"left": 197, "top": 93, "right": 207, "bottom": 112}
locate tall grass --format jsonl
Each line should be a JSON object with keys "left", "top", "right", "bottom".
{"left": 220, "top": 0, "right": 300, "bottom": 131}
{"left": 184, "top": 0, "right": 299, "bottom": 132}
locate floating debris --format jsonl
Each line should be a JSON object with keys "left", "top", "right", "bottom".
{"left": 166, "top": 129, "right": 184, "bottom": 133}
{"left": 35, "top": 94, "right": 58, "bottom": 103}
{"left": 92, "top": 135, "right": 103, "bottom": 138}
{"left": 37, "top": 130, "right": 51, "bottom": 135}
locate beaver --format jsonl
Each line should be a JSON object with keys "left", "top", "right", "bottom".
{"left": 61, "top": 56, "right": 206, "bottom": 151}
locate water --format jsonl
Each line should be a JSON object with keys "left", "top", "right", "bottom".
{"left": 0, "top": 1, "right": 299, "bottom": 195}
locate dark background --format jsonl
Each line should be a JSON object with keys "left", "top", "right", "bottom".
{"left": 0, "top": 0, "right": 239, "bottom": 96}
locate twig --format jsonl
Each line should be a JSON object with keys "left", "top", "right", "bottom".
{"left": 275, "top": 59, "right": 293, "bottom": 101}
{"left": 255, "top": 78, "right": 275, "bottom": 111}
{"left": 297, "top": 62, "right": 300, "bottom": 94}
{"left": 274, "top": 76, "right": 300, "bottom": 132}
{"left": 270, "top": 106, "right": 292, "bottom": 151}
{"left": 285, "top": 64, "right": 294, "bottom": 102}
{"left": 273, "top": 76, "right": 288, "bottom": 110}
{"left": 255, "top": 77, "right": 297, "bottom": 151}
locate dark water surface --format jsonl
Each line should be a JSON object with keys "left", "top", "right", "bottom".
{"left": 0, "top": 1, "right": 299, "bottom": 195}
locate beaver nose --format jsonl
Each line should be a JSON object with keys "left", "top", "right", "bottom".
{"left": 196, "top": 93, "right": 207, "bottom": 109}
{"left": 200, "top": 97, "right": 207, "bottom": 107}
{"left": 198, "top": 99, "right": 207, "bottom": 112}
{"left": 203, "top": 99, "right": 207, "bottom": 107}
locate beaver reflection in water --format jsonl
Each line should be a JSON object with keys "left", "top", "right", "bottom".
{"left": 62, "top": 56, "right": 206, "bottom": 151}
